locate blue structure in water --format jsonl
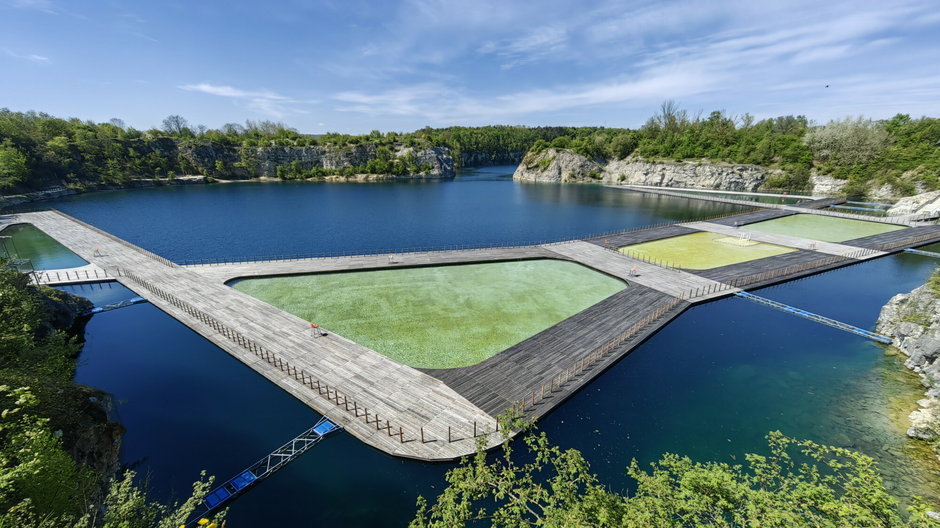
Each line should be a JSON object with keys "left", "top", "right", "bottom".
{"left": 735, "top": 291, "right": 893, "bottom": 344}
{"left": 188, "top": 416, "right": 342, "bottom": 526}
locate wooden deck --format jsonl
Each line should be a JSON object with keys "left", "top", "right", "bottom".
{"left": 424, "top": 286, "right": 687, "bottom": 418}
{"left": 8, "top": 211, "right": 502, "bottom": 461}
{"left": 680, "top": 221, "right": 888, "bottom": 257}
{"left": 613, "top": 185, "right": 937, "bottom": 225}
{"left": 4, "top": 206, "right": 939, "bottom": 462}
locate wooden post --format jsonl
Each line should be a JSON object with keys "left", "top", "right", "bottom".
{"left": 473, "top": 421, "right": 477, "bottom": 437}
{"left": 448, "top": 426, "right": 452, "bottom": 443}
{"left": 420, "top": 427, "right": 425, "bottom": 443}
{"left": 375, "top": 414, "right": 381, "bottom": 430}
{"left": 399, "top": 427, "right": 404, "bottom": 443}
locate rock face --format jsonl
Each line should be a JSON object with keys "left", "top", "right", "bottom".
{"left": 513, "top": 149, "right": 774, "bottom": 191}
{"left": 605, "top": 158, "right": 774, "bottom": 191}
{"left": 877, "top": 278, "right": 940, "bottom": 442}
{"left": 180, "top": 143, "right": 455, "bottom": 179}
{"left": 513, "top": 148, "right": 604, "bottom": 182}
{"left": 887, "top": 190, "right": 940, "bottom": 216}
{"left": 810, "top": 174, "right": 847, "bottom": 196}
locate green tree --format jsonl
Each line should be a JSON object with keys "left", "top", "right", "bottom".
{"left": 0, "top": 142, "right": 28, "bottom": 190}
{"left": 412, "top": 417, "right": 937, "bottom": 528}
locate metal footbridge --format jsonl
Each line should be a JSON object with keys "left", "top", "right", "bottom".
{"left": 734, "top": 291, "right": 893, "bottom": 344}
{"left": 905, "top": 248, "right": 940, "bottom": 259}
{"left": 85, "top": 296, "right": 147, "bottom": 315}
{"left": 186, "top": 416, "right": 342, "bottom": 526}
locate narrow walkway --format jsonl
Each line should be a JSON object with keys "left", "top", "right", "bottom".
{"left": 735, "top": 291, "right": 892, "bottom": 344}
{"left": 614, "top": 185, "right": 936, "bottom": 225}
{"left": 544, "top": 240, "right": 735, "bottom": 300}
{"left": 188, "top": 246, "right": 559, "bottom": 284}
{"left": 680, "top": 221, "right": 886, "bottom": 259}
{"left": 35, "top": 263, "right": 113, "bottom": 285}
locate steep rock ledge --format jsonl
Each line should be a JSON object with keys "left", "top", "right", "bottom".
{"left": 877, "top": 275, "right": 940, "bottom": 444}
{"left": 512, "top": 148, "right": 778, "bottom": 192}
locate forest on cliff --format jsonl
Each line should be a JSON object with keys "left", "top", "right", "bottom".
{"left": 0, "top": 105, "right": 938, "bottom": 197}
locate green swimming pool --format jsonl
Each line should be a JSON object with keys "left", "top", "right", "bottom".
{"left": 745, "top": 214, "right": 905, "bottom": 242}
{"left": 619, "top": 231, "right": 795, "bottom": 270}
{"left": 0, "top": 223, "right": 87, "bottom": 269}
{"left": 232, "top": 259, "right": 626, "bottom": 369}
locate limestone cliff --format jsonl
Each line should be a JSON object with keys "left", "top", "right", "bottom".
{"left": 179, "top": 143, "right": 455, "bottom": 180}
{"left": 877, "top": 275, "right": 940, "bottom": 443}
{"left": 887, "top": 190, "right": 940, "bottom": 217}
{"left": 513, "top": 148, "right": 775, "bottom": 191}
{"left": 513, "top": 148, "right": 605, "bottom": 182}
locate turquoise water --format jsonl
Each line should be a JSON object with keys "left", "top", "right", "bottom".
{"left": 41, "top": 167, "right": 940, "bottom": 524}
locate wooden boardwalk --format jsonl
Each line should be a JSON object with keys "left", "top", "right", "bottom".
{"left": 9, "top": 211, "right": 502, "bottom": 461}
{"left": 680, "top": 221, "right": 888, "bottom": 258}
{"left": 4, "top": 204, "right": 940, "bottom": 461}
{"left": 189, "top": 246, "right": 562, "bottom": 284}
{"left": 614, "top": 185, "right": 937, "bottom": 225}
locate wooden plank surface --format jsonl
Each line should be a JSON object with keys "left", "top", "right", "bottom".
{"left": 12, "top": 211, "right": 501, "bottom": 461}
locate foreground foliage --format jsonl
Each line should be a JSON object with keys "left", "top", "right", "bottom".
{"left": 0, "top": 262, "right": 220, "bottom": 527}
{"left": 412, "top": 417, "right": 939, "bottom": 528}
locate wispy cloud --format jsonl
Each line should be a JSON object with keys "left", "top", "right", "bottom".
{"left": 6, "top": 0, "right": 57, "bottom": 14}
{"left": 3, "top": 48, "right": 49, "bottom": 63}
{"left": 329, "top": 0, "right": 940, "bottom": 126}
{"left": 179, "top": 83, "right": 313, "bottom": 119}
{"left": 478, "top": 26, "right": 569, "bottom": 69}
{"left": 334, "top": 66, "right": 718, "bottom": 124}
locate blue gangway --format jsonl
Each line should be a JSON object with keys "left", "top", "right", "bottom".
{"left": 187, "top": 416, "right": 342, "bottom": 525}
{"left": 905, "top": 248, "right": 940, "bottom": 259}
{"left": 734, "top": 291, "right": 893, "bottom": 344}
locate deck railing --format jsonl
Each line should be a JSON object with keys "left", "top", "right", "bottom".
{"left": 116, "top": 268, "right": 497, "bottom": 447}
{"left": 177, "top": 207, "right": 761, "bottom": 266}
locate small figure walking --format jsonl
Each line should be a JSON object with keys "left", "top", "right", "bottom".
{"left": 388, "top": 253, "right": 396, "bottom": 264}
{"left": 810, "top": 241, "right": 818, "bottom": 250}
{"left": 630, "top": 265, "right": 638, "bottom": 277}
{"left": 93, "top": 247, "right": 102, "bottom": 257}
{"left": 310, "top": 323, "right": 324, "bottom": 338}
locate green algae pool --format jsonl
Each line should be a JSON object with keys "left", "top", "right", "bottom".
{"left": 0, "top": 223, "right": 87, "bottom": 269}
{"left": 746, "top": 214, "right": 905, "bottom": 242}
{"left": 231, "top": 259, "right": 626, "bottom": 368}
{"left": 620, "top": 231, "right": 795, "bottom": 269}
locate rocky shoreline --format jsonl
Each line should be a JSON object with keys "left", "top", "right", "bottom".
{"left": 877, "top": 272, "right": 940, "bottom": 449}
{"left": 0, "top": 175, "right": 207, "bottom": 210}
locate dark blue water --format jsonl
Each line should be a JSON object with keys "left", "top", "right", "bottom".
{"left": 25, "top": 167, "right": 742, "bottom": 262}
{"left": 47, "top": 168, "right": 940, "bottom": 525}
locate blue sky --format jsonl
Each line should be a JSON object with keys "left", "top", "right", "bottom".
{"left": 2, "top": 0, "right": 938, "bottom": 134}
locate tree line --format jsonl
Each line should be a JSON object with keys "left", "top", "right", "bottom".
{"left": 528, "top": 102, "right": 940, "bottom": 194}
{"left": 1, "top": 106, "right": 938, "bottom": 197}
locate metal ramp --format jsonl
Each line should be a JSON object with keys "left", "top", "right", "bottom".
{"left": 734, "top": 291, "right": 892, "bottom": 344}
{"left": 905, "top": 248, "right": 940, "bottom": 259}
{"left": 186, "top": 416, "right": 342, "bottom": 526}
{"left": 85, "top": 296, "right": 148, "bottom": 315}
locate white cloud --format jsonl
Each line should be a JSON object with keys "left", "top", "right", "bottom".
{"left": 179, "top": 83, "right": 314, "bottom": 119}
{"left": 333, "top": 67, "right": 719, "bottom": 124}
{"left": 3, "top": 48, "right": 49, "bottom": 63}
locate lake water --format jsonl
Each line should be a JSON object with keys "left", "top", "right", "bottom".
{"left": 33, "top": 167, "right": 940, "bottom": 525}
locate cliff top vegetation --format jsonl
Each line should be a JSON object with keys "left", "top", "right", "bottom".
{"left": 1, "top": 104, "right": 938, "bottom": 197}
